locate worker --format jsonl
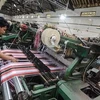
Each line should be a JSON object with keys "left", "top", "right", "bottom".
{"left": 0, "top": 17, "right": 17, "bottom": 62}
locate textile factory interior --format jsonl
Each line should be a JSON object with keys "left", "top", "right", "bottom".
{"left": 0, "top": 0, "right": 100, "bottom": 100}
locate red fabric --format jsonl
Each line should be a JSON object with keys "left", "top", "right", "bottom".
{"left": 34, "top": 32, "right": 41, "bottom": 49}
{"left": 34, "top": 28, "right": 43, "bottom": 49}
{"left": 0, "top": 49, "right": 65, "bottom": 84}
{"left": 20, "top": 24, "right": 28, "bottom": 31}
{"left": 1, "top": 64, "right": 64, "bottom": 83}
{"left": 1, "top": 49, "right": 39, "bottom": 53}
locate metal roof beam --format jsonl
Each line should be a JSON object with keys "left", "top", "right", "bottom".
{"left": 47, "top": 0, "right": 56, "bottom": 12}
{"left": 44, "top": 0, "right": 66, "bottom": 9}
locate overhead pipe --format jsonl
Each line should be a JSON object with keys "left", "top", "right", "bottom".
{"left": 2, "top": 81, "right": 13, "bottom": 100}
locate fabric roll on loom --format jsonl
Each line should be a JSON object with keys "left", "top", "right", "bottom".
{"left": 41, "top": 28, "right": 60, "bottom": 47}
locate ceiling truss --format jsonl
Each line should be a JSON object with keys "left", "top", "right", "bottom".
{"left": 0, "top": 0, "right": 100, "bottom": 16}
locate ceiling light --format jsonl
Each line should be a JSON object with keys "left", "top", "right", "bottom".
{"left": 96, "top": 26, "right": 100, "bottom": 29}
{"left": 89, "top": 19, "right": 92, "bottom": 21}
{"left": 17, "top": 9, "right": 20, "bottom": 11}
{"left": 26, "top": 16, "right": 28, "bottom": 18}
{"left": 31, "top": 16, "right": 33, "bottom": 18}
{"left": 14, "top": 4, "right": 16, "bottom": 7}
{"left": 22, "top": 16, "right": 24, "bottom": 18}
{"left": 60, "top": 14, "right": 66, "bottom": 20}
{"left": 37, "top": 15, "right": 40, "bottom": 18}
{"left": 46, "top": 14, "right": 51, "bottom": 18}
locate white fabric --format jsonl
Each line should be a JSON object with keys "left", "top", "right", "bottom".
{"left": 41, "top": 28, "right": 60, "bottom": 47}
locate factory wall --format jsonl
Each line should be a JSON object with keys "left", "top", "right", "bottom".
{"left": 0, "top": 0, "right": 7, "bottom": 9}
{"left": 0, "top": 13, "right": 11, "bottom": 20}
{"left": 12, "top": 7, "right": 100, "bottom": 38}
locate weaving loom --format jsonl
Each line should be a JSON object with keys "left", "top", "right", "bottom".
{"left": 0, "top": 47, "right": 65, "bottom": 100}
{"left": 2, "top": 28, "right": 100, "bottom": 100}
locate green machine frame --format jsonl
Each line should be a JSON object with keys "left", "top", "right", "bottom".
{"left": 56, "top": 43, "right": 100, "bottom": 100}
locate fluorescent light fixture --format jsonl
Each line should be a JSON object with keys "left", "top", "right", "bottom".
{"left": 14, "top": 4, "right": 16, "bottom": 7}
{"left": 46, "top": 14, "right": 51, "bottom": 18}
{"left": 17, "top": 9, "right": 20, "bottom": 11}
{"left": 22, "top": 16, "right": 24, "bottom": 18}
{"left": 31, "top": 16, "right": 33, "bottom": 18}
{"left": 89, "top": 19, "right": 92, "bottom": 21}
{"left": 60, "top": 14, "right": 66, "bottom": 20}
{"left": 81, "top": 11, "right": 96, "bottom": 16}
{"left": 37, "top": 15, "right": 40, "bottom": 18}
{"left": 96, "top": 26, "right": 100, "bottom": 29}
{"left": 26, "top": 16, "right": 28, "bottom": 18}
